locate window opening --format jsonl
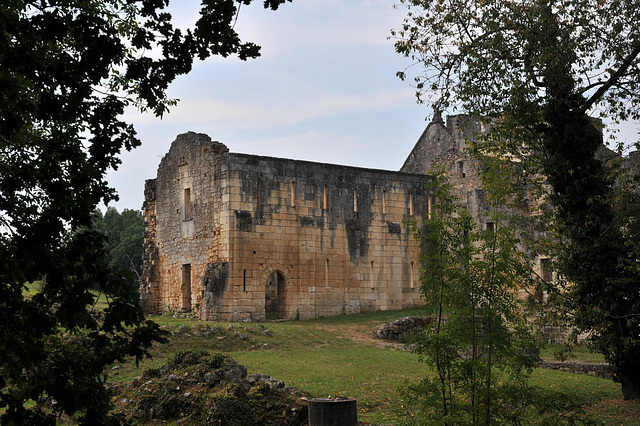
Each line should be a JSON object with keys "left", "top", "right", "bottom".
{"left": 540, "top": 258, "right": 552, "bottom": 282}
{"left": 325, "top": 259, "right": 329, "bottom": 287}
{"left": 181, "top": 264, "right": 192, "bottom": 312}
{"left": 409, "top": 192, "right": 414, "bottom": 216}
{"left": 353, "top": 188, "right": 358, "bottom": 212}
{"left": 290, "top": 181, "right": 295, "bottom": 207}
{"left": 370, "top": 261, "right": 374, "bottom": 289}
{"left": 184, "top": 188, "right": 192, "bottom": 220}
{"left": 457, "top": 161, "right": 466, "bottom": 178}
{"left": 323, "top": 185, "right": 327, "bottom": 210}
{"left": 410, "top": 261, "right": 415, "bottom": 289}
{"left": 382, "top": 190, "right": 387, "bottom": 215}
{"left": 537, "top": 258, "right": 552, "bottom": 304}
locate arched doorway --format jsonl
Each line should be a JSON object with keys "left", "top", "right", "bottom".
{"left": 265, "top": 270, "right": 286, "bottom": 319}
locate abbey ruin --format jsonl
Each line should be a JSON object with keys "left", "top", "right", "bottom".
{"left": 140, "top": 114, "right": 546, "bottom": 321}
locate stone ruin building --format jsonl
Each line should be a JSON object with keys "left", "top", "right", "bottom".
{"left": 403, "top": 113, "right": 554, "bottom": 300}
{"left": 139, "top": 114, "right": 551, "bottom": 321}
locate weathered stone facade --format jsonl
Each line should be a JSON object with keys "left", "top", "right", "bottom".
{"left": 401, "top": 113, "right": 554, "bottom": 299}
{"left": 401, "top": 113, "right": 492, "bottom": 223}
{"left": 140, "top": 132, "right": 432, "bottom": 321}
{"left": 141, "top": 113, "right": 572, "bottom": 321}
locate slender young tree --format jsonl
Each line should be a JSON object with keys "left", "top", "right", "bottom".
{"left": 0, "top": 1, "right": 290, "bottom": 423}
{"left": 393, "top": 0, "right": 640, "bottom": 399}
{"left": 408, "top": 172, "right": 540, "bottom": 424}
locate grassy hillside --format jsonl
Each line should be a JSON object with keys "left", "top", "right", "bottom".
{"left": 109, "top": 309, "right": 640, "bottom": 424}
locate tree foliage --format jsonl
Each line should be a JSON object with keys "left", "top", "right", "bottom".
{"left": 393, "top": 0, "right": 640, "bottom": 399}
{"left": 407, "top": 173, "right": 542, "bottom": 424}
{"left": 94, "top": 207, "right": 145, "bottom": 282}
{"left": 0, "top": 0, "right": 290, "bottom": 423}
{"left": 393, "top": 0, "right": 640, "bottom": 124}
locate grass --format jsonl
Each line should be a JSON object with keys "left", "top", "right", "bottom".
{"left": 23, "top": 282, "right": 111, "bottom": 311}
{"left": 233, "top": 341, "right": 430, "bottom": 423}
{"left": 540, "top": 342, "right": 606, "bottom": 363}
{"left": 109, "top": 308, "right": 639, "bottom": 424}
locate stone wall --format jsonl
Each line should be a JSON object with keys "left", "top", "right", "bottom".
{"left": 376, "top": 316, "right": 432, "bottom": 342}
{"left": 140, "top": 179, "right": 159, "bottom": 313}
{"left": 141, "top": 132, "right": 432, "bottom": 321}
{"left": 221, "top": 154, "right": 431, "bottom": 321}
{"left": 140, "top": 132, "right": 229, "bottom": 316}
{"left": 401, "top": 114, "right": 492, "bottom": 175}
{"left": 401, "top": 114, "right": 552, "bottom": 301}
{"left": 539, "top": 361, "right": 611, "bottom": 380}
{"left": 141, "top": 114, "right": 566, "bottom": 322}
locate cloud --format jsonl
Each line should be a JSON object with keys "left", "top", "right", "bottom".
{"left": 217, "top": 0, "right": 405, "bottom": 59}
{"left": 124, "top": 88, "right": 415, "bottom": 131}
{"left": 108, "top": 0, "right": 427, "bottom": 212}
{"left": 231, "top": 129, "right": 368, "bottom": 165}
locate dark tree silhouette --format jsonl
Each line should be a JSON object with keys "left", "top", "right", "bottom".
{"left": 0, "top": 1, "right": 290, "bottom": 423}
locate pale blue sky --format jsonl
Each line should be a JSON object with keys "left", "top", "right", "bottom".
{"left": 106, "top": 0, "right": 639, "bottom": 211}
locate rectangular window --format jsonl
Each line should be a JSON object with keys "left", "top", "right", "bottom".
{"left": 323, "top": 185, "right": 327, "bottom": 210}
{"left": 353, "top": 188, "right": 358, "bottom": 212}
{"left": 243, "top": 269, "right": 247, "bottom": 292}
{"left": 427, "top": 195, "right": 436, "bottom": 219}
{"left": 409, "top": 192, "right": 414, "bottom": 216}
{"left": 410, "top": 261, "right": 415, "bottom": 289}
{"left": 382, "top": 190, "right": 387, "bottom": 215}
{"left": 325, "top": 259, "right": 329, "bottom": 287}
{"left": 370, "top": 261, "right": 374, "bottom": 289}
{"left": 184, "top": 188, "right": 192, "bottom": 220}
{"left": 540, "top": 258, "right": 552, "bottom": 282}
{"left": 486, "top": 221, "right": 495, "bottom": 232}
{"left": 457, "top": 161, "right": 466, "bottom": 178}
{"left": 290, "top": 181, "right": 295, "bottom": 207}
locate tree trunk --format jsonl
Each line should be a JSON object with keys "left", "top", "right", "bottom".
{"left": 621, "top": 378, "right": 640, "bottom": 401}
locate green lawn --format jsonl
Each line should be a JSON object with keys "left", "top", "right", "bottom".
{"left": 110, "top": 309, "right": 639, "bottom": 424}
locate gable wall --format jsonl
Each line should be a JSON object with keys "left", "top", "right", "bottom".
{"left": 140, "top": 133, "right": 229, "bottom": 315}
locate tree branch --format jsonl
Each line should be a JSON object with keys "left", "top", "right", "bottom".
{"left": 580, "top": 41, "right": 640, "bottom": 114}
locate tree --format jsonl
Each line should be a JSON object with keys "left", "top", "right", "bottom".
{"left": 0, "top": 1, "right": 290, "bottom": 423}
{"left": 407, "top": 173, "right": 542, "bottom": 424}
{"left": 94, "top": 207, "right": 145, "bottom": 282}
{"left": 392, "top": 0, "right": 640, "bottom": 399}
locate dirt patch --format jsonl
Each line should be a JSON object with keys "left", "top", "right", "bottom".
{"left": 312, "top": 324, "right": 388, "bottom": 348}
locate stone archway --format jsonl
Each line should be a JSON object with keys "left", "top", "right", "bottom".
{"left": 265, "top": 270, "right": 286, "bottom": 320}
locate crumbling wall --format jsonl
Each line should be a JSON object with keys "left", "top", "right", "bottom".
{"left": 222, "top": 154, "right": 431, "bottom": 321}
{"left": 140, "top": 179, "right": 160, "bottom": 312}
{"left": 401, "top": 114, "right": 492, "bottom": 175}
{"left": 142, "top": 130, "right": 432, "bottom": 321}
{"left": 401, "top": 113, "right": 454, "bottom": 174}
{"left": 399, "top": 114, "right": 548, "bottom": 304}
{"left": 200, "top": 262, "right": 229, "bottom": 320}
{"left": 141, "top": 132, "right": 229, "bottom": 315}
{"left": 376, "top": 316, "right": 433, "bottom": 342}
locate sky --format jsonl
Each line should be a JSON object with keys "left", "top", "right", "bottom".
{"left": 105, "top": 0, "right": 640, "bottom": 212}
